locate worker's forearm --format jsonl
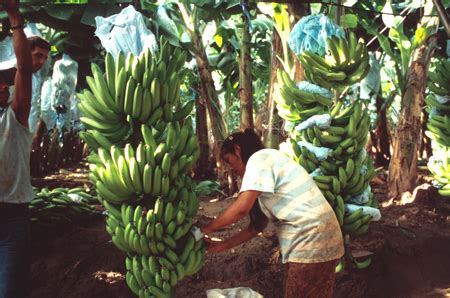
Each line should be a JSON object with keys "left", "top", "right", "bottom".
{"left": 222, "top": 228, "right": 259, "bottom": 250}
{"left": 201, "top": 190, "right": 260, "bottom": 235}
{"left": 7, "top": 9, "right": 21, "bottom": 26}
{"left": 8, "top": 8, "right": 32, "bottom": 72}
{"left": 202, "top": 203, "right": 247, "bottom": 234}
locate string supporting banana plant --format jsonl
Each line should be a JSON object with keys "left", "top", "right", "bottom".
{"left": 275, "top": 31, "right": 380, "bottom": 270}
{"left": 78, "top": 37, "right": 205, "bottom": 297}
{"left": 425, "top": 58, "right": 450, "bottom": 197}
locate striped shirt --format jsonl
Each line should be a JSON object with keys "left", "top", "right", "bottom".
{"left": 240, "top": 149, "right": 344, "bottom": 264}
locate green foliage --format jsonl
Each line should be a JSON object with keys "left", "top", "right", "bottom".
{"left": 195, "top": 180, "right": 224, "bottom": 197}
{"left": 340, "top": 14, "right": 358, "bottom": 29}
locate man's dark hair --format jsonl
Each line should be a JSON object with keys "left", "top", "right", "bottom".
{"left": 28, "top": 36, "right": 50, "bottom": 51}
{"left": 220, "top": 128, "right": 265, "bottom": 165}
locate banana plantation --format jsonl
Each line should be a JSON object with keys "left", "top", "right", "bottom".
{"left": 1, "top": 0, "right": 449, "bottom": 297}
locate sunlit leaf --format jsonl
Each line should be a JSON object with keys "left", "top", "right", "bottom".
{"left": 343, "top": 0, "right": 358, "bottom": 6}
{"left": 381, "top": 1, "right": 403, "bottom": 29}
{"left": 214, "top": 34, "right": 223, "bottom": 48}
{"left": 400, "top": 39, "right": 411, "bottom": 50}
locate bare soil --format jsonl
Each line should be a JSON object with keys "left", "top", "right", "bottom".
{"left": 30, "top": 167, "right": 450, "bottom": 298}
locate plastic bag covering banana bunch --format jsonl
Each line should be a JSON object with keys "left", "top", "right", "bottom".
{"left": 295, "top": 114, "right": 332, "bottom": 132}
{"left": 425, "top": 58, "right": 450, "bottom": 196}
{"left": 94, "top": 5, "right": 158, "bottom": 58}
{"left": 79, "top": 37, "right": 204, "bottom": 297}
{"left": 50, "top": 54, "right": 79, "bottom": 132}
{"left": 277, "top": 28, "right": 379, "bottom": 246}
{"left": 288, "top": 14, "right": 344, "bottom": 56}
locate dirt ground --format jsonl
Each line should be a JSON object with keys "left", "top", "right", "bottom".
{"left": 30, "top": 167, "right": 450, "bottom": 298}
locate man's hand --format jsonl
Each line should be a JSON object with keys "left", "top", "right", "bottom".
{"left": 0, "top": 0, "right": 19, "bottom": 13}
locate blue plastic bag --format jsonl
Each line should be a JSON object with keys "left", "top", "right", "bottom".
{"left": 297, "top": 81, "right": 333, "bottom": 98}
{"left": 289, "top": 14, "right": 343, "bottom": 56}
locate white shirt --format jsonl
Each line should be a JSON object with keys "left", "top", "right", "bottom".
{"left": 240, "top": 149, "right": 344, "bottom": 263}
{"left": 0, "top": 106, "right": 33, "bottom": 203}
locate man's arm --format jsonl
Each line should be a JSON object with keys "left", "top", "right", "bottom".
{"left": 205, "top": 217, "right": 268, "bottom": 253}
{"left": 201, "top": 190, "right": 261, "bottom": 235}
{"left": 4, "top": 0, "right": 32, "bottom": 127}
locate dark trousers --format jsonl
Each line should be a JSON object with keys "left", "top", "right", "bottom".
{"left": 0, "top": 203, "right": 30, "bottom": 298}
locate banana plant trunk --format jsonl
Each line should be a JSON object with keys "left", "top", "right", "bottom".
{"left": 193, "top": 41, "right": 227, "bottom": 170}
{"left": 387, "top": 35, "right": 437, "bottom": 198}
{"left": 289, "top": 4, "right": 307, "bottom": 82}
{"left": 420, "top": 110, "right": 433, "bottom": 159}
{"left": 239, "top": 5, "right": 254, "bottom": 131}
{"left": 194, "top": 84, "right": 213, "bottom": 179}
{"left": 30, "top": 118, "right": 47, "bottom": 177}
{"left": 189, "top": 27, "right": 227, "bottom": 177}
{"left": 263, "top": 29, "right": 284, "bottom": 148}
{"left": 373, "top": 93, "right": 391, "bottom": 167}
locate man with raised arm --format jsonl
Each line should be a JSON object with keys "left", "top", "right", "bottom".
{"left": 0, "top": 0, "right": 33, "bottom": 297}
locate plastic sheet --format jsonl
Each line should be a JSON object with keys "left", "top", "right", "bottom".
{"left": 0, "top": 35, "right": 15, "bottom": 70}
{"left": 70, "top": 94, "right": 83, "bottom": 131}
{"left": 347, "top": 186, "right": 371, "bottom": 205}
{"left": 360, "top": 52, "right": 381, "bottom": 99}
{"left": 435, "top": 94, "right": 450, "bottom": 104}
{"left": 206, "top": 287, "right": 263, "bottom": 298}
{"left": 0, "top": 23, "right": 43, "bottom": 70}
{"left": 310, "top": 167, "right": 324, "bottom": 177}
{"left": 295, "top": 114, "right": 331, "bottom": 132}
{"left": 47, "top": 54, "right": 78, "bottom": 132}
{"left": 297, "top": 81, "right": 333, "bottom": 98}
{"left": 288, "top": 14, "right": 343, "bottom": 56}
{"left": 297, "top": 141, "right": 333, "bottom": 161}
{"left": 40, "top": 78, "right": 56, "bottom": 129}
{"left": 95, "top": 5, "right": 157, "bottom": 58}
{"left": 345, "top": 203, "right": 381, "bottom": 221}
{"left": 28, "top": 72, "right": 45, "bottom": 133}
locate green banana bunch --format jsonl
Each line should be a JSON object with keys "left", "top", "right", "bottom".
{"left": 427, "top": 149, "right": 450, "bottom": 197}
{"left": 427, "top": 59, "right": 450, "bottom": 96}
{"left": 81, "top": 36, "right": 206, "bottom": 297}
{"left": 299, "top": 32, "right": 370, "bottom": 90}
{"left": 425, "top": 60, "right": 450, "bottom": 197}
{"left": 294, "top": 100, "right": 376, "bottom": 230}
{"left": 280, "top": 28, "right": 378, "bottom": 270}
{"left": 426, "top": 112, "right": 450, "bottom": 148}
{"left": 124, "top": 234, "right": 206, "bottom": 297}
{"left": 274, "top": 69, "right": 331, "bottom": 122}
{"left": 30, "top": 187, "right": 97, "bottom": 230}
{"left": 78, "top": 42, "right": 188, "bottom": 148}
{"left": 195, "top": 180, "right": 222, "bottom": 197}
